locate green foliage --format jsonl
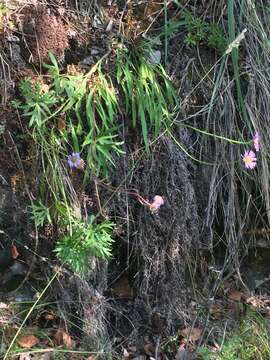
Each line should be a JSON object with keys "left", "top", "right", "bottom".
{"left": 183, "top": 11, "right": 227, "bottom": 54}
{"left": 55, "top": 215, "right": 114, "bottom": 274}
{"left": 30, "top": 202, "right": 52, "bottom": 228}
{"left": 116, "top": 47, "right": 178, "bottom": 151}
{"left": 198, "top": 310, "right": 270, "bottom": 360}
{"left": 15, "top": 49, "right": 177, "bottom": 274}
{"left": 18, "top": 78, "right": 57, "bottom": 128}
{"left": 17, "top": 54, "right": 123, "bottom": 179}
{"left": 160, "top": 11, "right": 227, "bottom": 54}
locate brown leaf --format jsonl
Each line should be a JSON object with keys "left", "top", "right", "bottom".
{"left": 144, "top": 343, "right": 155, "bottom": 356}
{"left": 18, "top": 335, "right": 39, "bottom": 348}
{"left": 57, "top": 117, "right": 66, "bottom": 132}
{"left": 44, "top": 312, "right": 55, "bottom": 321}
{"left": 180, "top": 327, "right": 202, "bottom": 343}
{"left": 110, "top": 275, "right": 133, "bottom": 298}
{"left": 228, "top": 289, "right": 244, "bottom": 301}
{"left": 54, "top": 328, "right": 74, "bottom": 348}
{"left": 10, "top": 244, "right": 19, "bottom": 259}
{"left": 209, "top": 303, "right": 224, "bottom": 320}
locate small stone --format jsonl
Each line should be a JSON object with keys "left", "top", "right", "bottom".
{"left": 82, "top": 56, "right": 94, "bottom": 66}
{"left": 91, "top": 48, "right": 100, "bottom": 55}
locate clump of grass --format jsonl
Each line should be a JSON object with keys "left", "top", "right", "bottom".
{"left": 182, "top": 11, "right": 227, "bottom": 54}
{"left": 198, "top": 310, "right": 270, "bottom": 360}
{"left": 159, "top": 9, "right": 227, "bottom": 54}
{"left": 116, "top": 44, "right": 178, "bottom": 151}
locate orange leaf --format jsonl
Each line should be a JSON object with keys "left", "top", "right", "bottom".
{"left": 10, "top": 244, "right": 19, "bottom": 259}
{"left": 180, "top": 327, "right": 202, "bottom": 342}
{"left": 18, "top": 335, "right": 39, "bottom": 348}
{"left": 54, "top": 328, "right": 74, "bottom": 348}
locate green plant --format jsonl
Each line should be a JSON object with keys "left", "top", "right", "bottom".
{"left": 15, "top": 48, "right": 177, "bottom": 274}
{"left": 183, "top": 11, "right": 227, "bottom": 54}
{"left": 55, "top": 215, "right": 114, "bottom": 274}
{"left": 30, "top": 202, "right": 52, "bottom": 228}
{"left": 198, "top": 310, "right": 270, "bottom": 360}
{"left": 159, "top": 11, "right": 227, "bottom": 54}
{"left": 116, "top": 46, "right": 178, "bottom": 151}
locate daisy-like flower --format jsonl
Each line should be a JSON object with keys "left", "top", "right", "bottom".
{"left": 67, "top": 152, "right": 84, "bottom": 170}
{"left": 242, "top": 149, "right": 257, "bottom": 169}
{"left": 149, "top": 195, "right": 165, "bottom": 211}
{"left": 253, "top": 132, "right": 260, "bottom": 152}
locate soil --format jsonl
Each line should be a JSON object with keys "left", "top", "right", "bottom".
{"left": 22, "top": 6, "right": 69, "bottom": 64}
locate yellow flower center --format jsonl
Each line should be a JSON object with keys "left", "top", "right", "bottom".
{"left": 244, "top": 155, "right": 252, "bottom": 164}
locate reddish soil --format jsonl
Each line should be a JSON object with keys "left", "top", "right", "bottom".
{"left": 22, "top": 7, "right": 69, "bottom": 64}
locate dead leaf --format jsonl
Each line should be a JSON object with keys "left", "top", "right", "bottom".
{"left": 10, "top": 244, "right": 19, "bottom": 259}
{"left": 57, "top": 117, "right": 66, "bottom": 132}
{"left": 54, "top": 328, "right": 74, "bottom": 348}
{"left": 110, "top": 275, "right": 133, "bottom": 298}
{"left": 44, "top": 312, "right": 55, "bottom": 321}
{"left": 144, "top": 343, "right": 155, "bottom": 356}
{"left": 180, "top": 327, "right": 202, "bottom": 343}
{"left": 228, "top": 289, "right": 244, "bottom": 301}
{"left": 18, "top": 334, "right": 39, "bottom": 348}
{"left": 209, "top": 303, "right": 224, "bottom": 320}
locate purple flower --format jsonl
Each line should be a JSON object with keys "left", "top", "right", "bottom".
{"left": 67, "top": 152, "right": 83, "bottom": 169}
{"left": 253, "top": 132, "right": 260, "bottom": 152}
{"left": 242, "top": 149, "right": 257, "bottom": 169}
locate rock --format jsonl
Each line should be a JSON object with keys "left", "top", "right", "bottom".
{"left": 81, "top": 56, "right": 94, "bottom": 66}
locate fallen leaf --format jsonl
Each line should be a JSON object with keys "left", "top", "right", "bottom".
{"left": 57, "top": 117, "right": 66, "bottom": 132}
{"left": 44, "top": 312, "right": 55, "bottom": 321}
{"left": 144, "top": 343, "right": 155, "bottom": 356}
{"left": 18, "top": 335, "right": 39, "bottom": 348}
{"left": 110, "top": 275, "right": 133, "bottom": 298}
{"left": 209, "top": 303, "right": 224, "bottom": 319}
{"left": 54, "top": 328, "right": 74, "bottom": 348}
{"left": 228, "top": 289, "right": 244, "bottom": 301}
{"left": 180, "top": 327, "right": 202, "bottom": 343}
{"left": 10, "top": 244, "right": 19, "bottom": 259}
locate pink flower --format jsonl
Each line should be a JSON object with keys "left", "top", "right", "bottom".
{"left": 149, "top": 195, "right": 164, "bottom": 211}
{"left": 242, "top": 150, "right": 257, "bottom": 169}
{"left": 253, "top": 132, "right": 260, "bottom": 152}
